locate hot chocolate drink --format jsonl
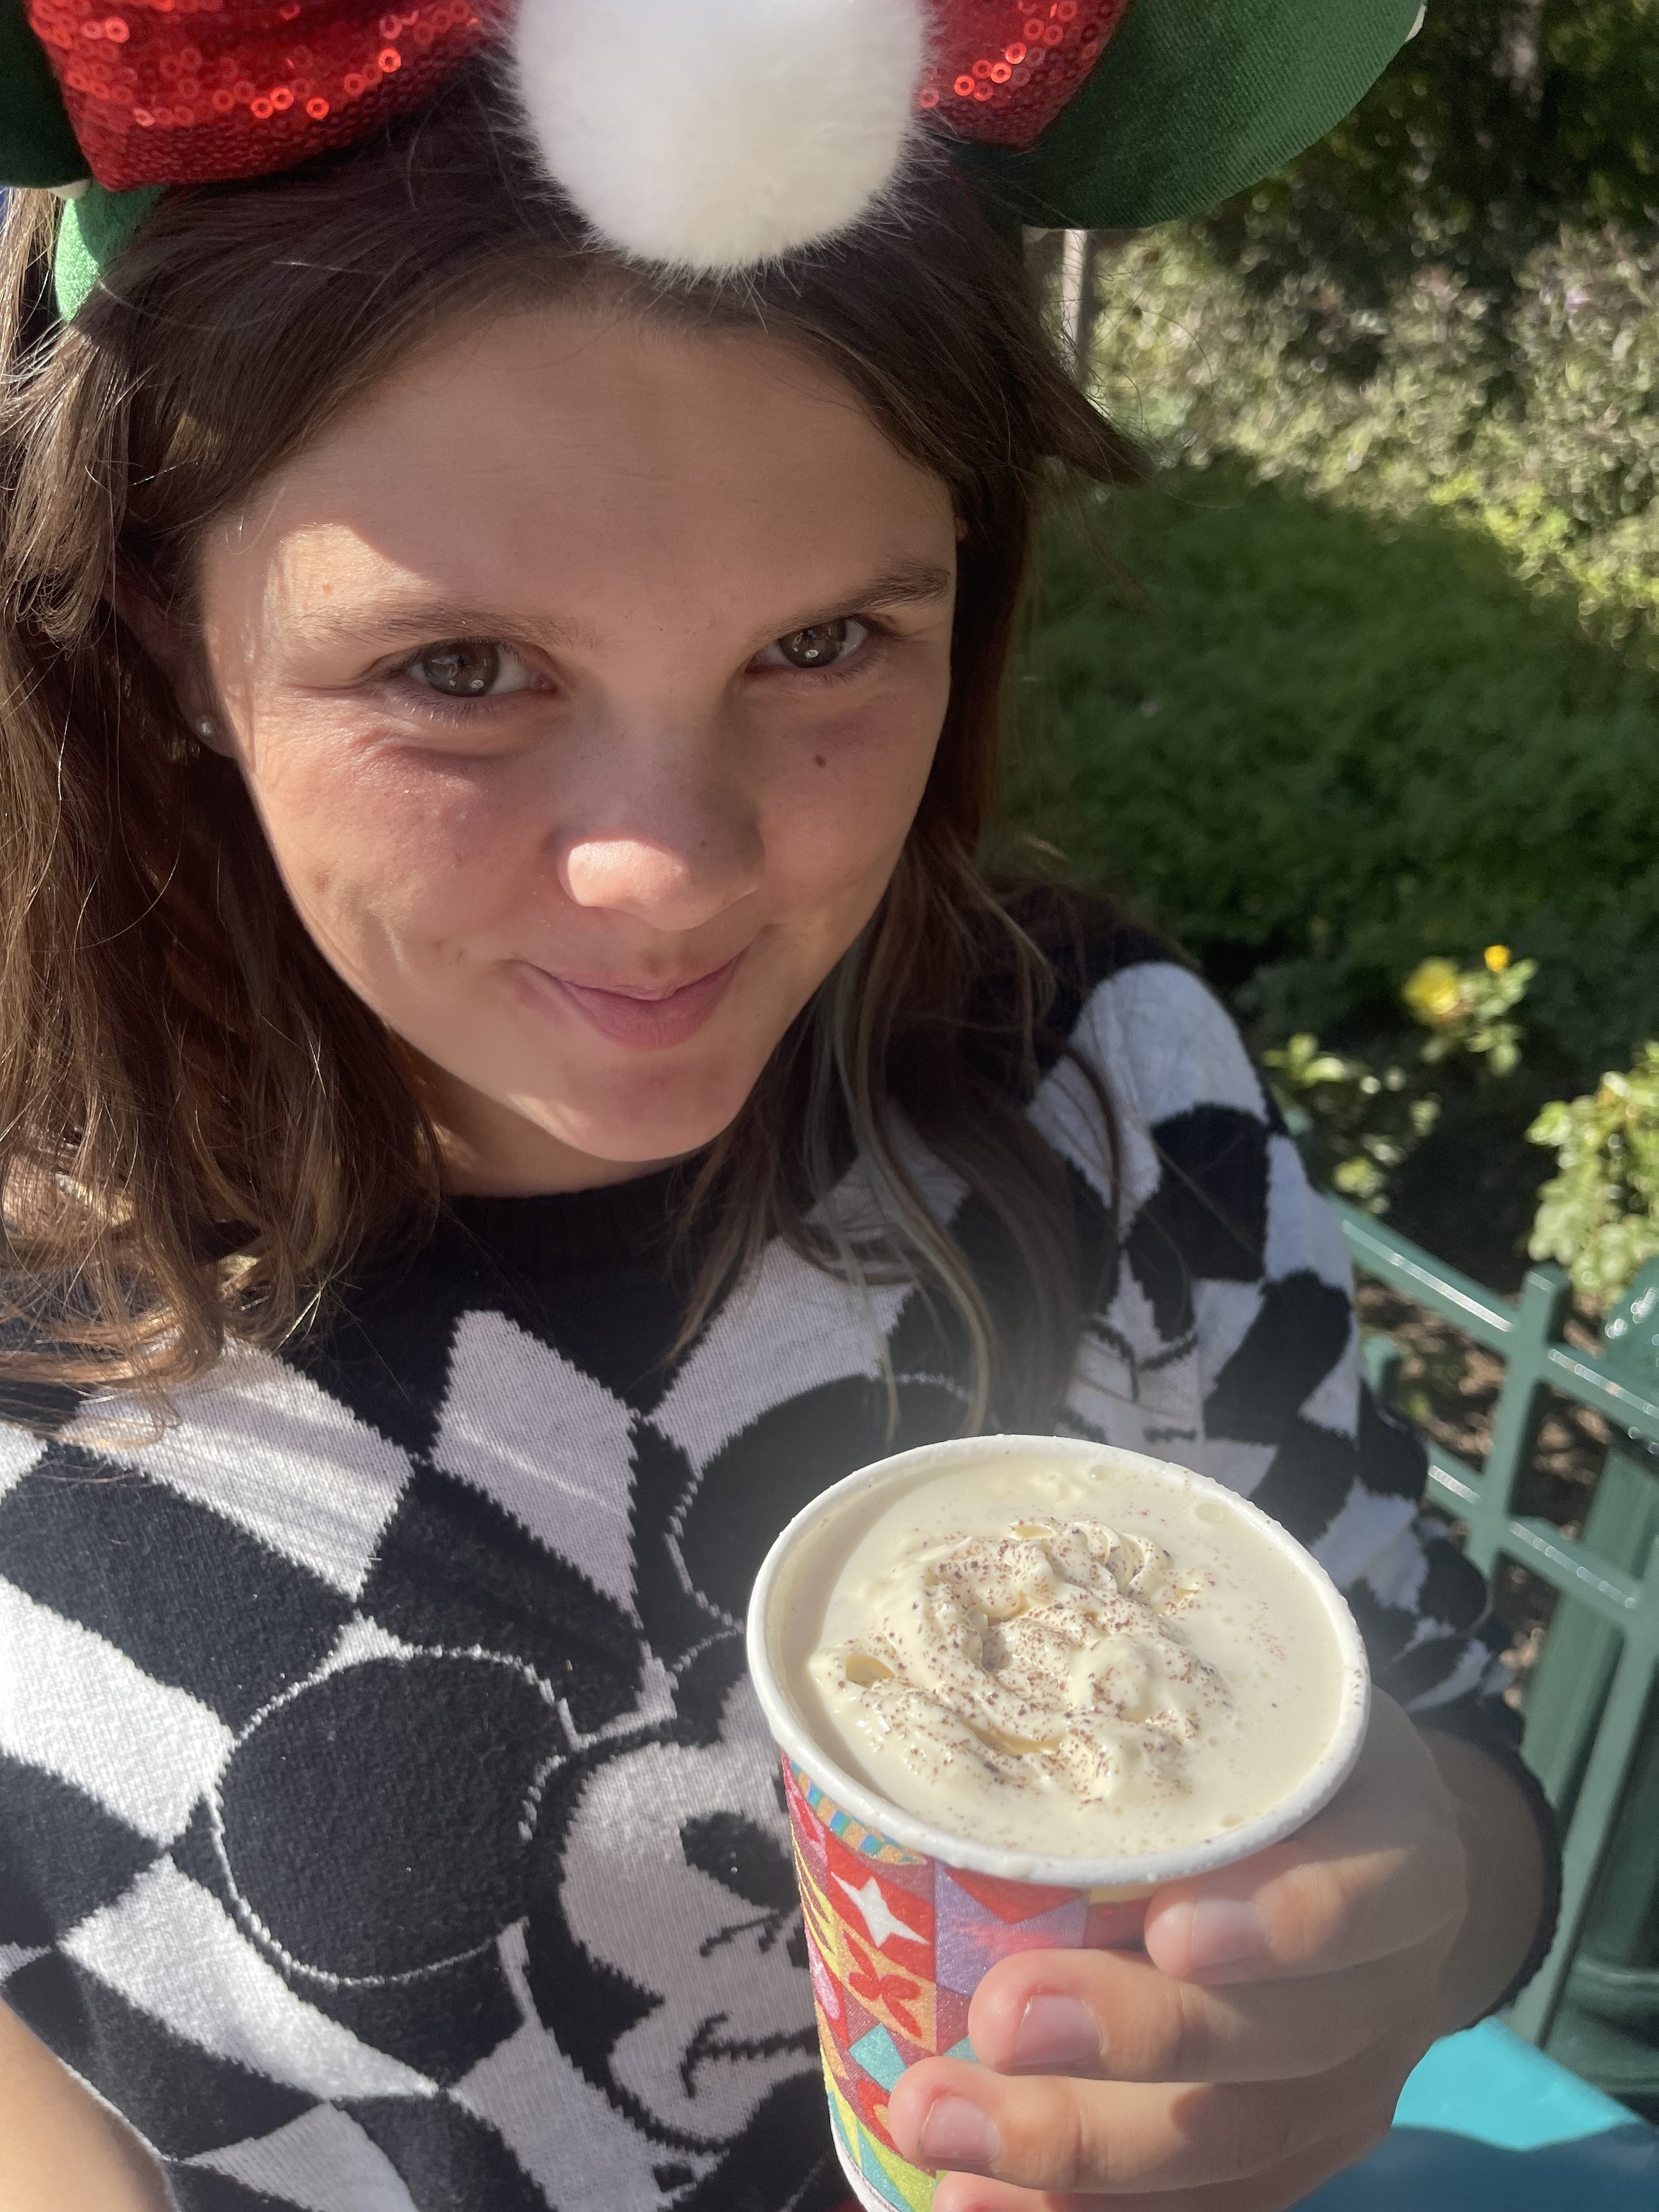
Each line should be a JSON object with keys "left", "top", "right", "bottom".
{"left": 796, "top": 1446, "right": 1346, "bottom": 1858}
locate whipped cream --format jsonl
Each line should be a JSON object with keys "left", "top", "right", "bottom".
{"left": 797, "top": 1453, "right": 1342, "bottom": 1857}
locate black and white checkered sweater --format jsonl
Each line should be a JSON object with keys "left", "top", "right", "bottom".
{"left": 0, "top": 929, "right": 1520, "bottom": 2212}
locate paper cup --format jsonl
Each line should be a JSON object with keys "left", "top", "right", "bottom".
{"left": 746, "top": 1437, "right": 1370, "bottom": 2212}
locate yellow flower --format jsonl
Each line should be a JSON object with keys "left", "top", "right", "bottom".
{"left": 1484, "top": 944, "right": 1511, "bottom": 972}
{"left": 1404, "top": 957, "right": 1462, "bottom": 1025}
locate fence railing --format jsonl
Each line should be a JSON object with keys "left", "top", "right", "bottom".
{"left": 1332, "top": 1199, "right": 1659, "bottom": 2077}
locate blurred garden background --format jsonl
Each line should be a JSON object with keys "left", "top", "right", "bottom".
{"left": 1014, "top": 0, "right": 1659, "bottom": 1297}
{"left": 1010, "top": 6, "right": 1659, "bottom": 2103}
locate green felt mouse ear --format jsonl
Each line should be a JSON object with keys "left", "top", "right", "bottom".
{"left": 0, "top": 0, "right": 86, "bottom": 187}
{"left": 962, "top": 0, "right": 1424, "bottom": 232}
{"left": 53, "top": 184, "right": 162, "bottom": 321}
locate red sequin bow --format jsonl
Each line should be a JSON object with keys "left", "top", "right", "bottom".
{"left": 922, "top": 0, "right": 1132, "bottom": 146}
{"left": 27, "top": 0, "right": 507, "bottom": 187}
{"left": 30, "top": 0, "right": 1130, "bottom": 194}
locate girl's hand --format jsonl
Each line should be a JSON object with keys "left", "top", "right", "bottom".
{"left": 885, "top": 1693, "right": 1540, "bottom": 2212}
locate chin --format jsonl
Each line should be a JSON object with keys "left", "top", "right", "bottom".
{"left": 528, "top": 1060, "right": 764, "bottom": 1168}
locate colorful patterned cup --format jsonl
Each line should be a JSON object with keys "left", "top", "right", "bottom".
{"left": 746, "top": 1437, "right": 1370, "bottom": 2212}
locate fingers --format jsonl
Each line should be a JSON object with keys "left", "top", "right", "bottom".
{"left": 928, "top": 2114, "right": 1392, "bottom": 2212}
{"left": 1143, "top": 1695, "right": 1467, "bottom": 1985}
{"left": 885, "top": 2037, "right": 1411, "bottom": 2200}
{"left": 963, "top": 1936, "right": 1433, "bottom": 2084}
{"left": 882, "top": 1695, "right": 1456, "bottom": 2203}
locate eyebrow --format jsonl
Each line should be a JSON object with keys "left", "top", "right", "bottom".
{"left": 295, "top": 560, "right": 955, "bottom": 656}
{"left": 296, "top": 596, "right": 592, "bottom": 655}
{"left": 788, "top": 560, "right": 957, "bottom": 623}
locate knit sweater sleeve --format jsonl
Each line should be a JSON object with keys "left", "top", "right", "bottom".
{"left": 1019, "top": 941, "right": 1560, "bottom": 2004}
{"left": 1027, "top": 947, "right": 1521, "bottom": 1750}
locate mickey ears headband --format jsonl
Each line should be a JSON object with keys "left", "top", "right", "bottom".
{"left": 2, "top": 0, "right": 1422, "bottom": 317}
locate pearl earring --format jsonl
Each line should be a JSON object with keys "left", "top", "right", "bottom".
{"left": 196, "top": 717, "right": 217, "bottom": 740}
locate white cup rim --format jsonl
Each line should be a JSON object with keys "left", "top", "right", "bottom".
{"left": 747, "top": 1434, "right": 1372, "bottom": 1887}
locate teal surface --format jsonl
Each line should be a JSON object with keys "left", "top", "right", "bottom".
{"left": 1392, "top": 2019, "right": 1635, "bottom": 2150}
{"left": 1297, "top": 2021, "right": 1658, "bottom": 2211}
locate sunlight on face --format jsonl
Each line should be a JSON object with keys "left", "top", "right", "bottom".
{"left": 195, "top": 303, "right": 958, "bottom": 1192}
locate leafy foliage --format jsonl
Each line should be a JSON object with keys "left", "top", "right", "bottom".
{"left": 1074, "top": 5, "right": 1659, "bottom": 635}
{"left": 1196, "top": 0, "right": 1659, "bottom": 389}
{"left": 1261, "top": 951, "right": 1534, "bottom": 1214}
{"left": 1088, "top": 217, "right": 1659, "bottom": 640}
{"left": 1262, "top": 1032, "right": 1439, "bottom": 1212}
{"left": 1529, "top": 1044, "right": 1659, "bottom": 1300}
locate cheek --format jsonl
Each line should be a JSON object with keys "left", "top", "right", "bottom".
{"left": 762, "top": 682, "right": 946, "bottom": 899}
{"left": 241, "top": 724, "right": 536, "bottom": 960}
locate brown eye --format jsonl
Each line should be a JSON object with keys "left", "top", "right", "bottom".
{"left": 411, "top": 639, "right": 503, "bottom": 696}
{"left": 775, "top": 620, "right": 852, "bottom": 669}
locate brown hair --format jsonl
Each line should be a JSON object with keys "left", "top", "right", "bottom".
{"left": 0, "top": 66, "right": 1134, "bottom": 1431}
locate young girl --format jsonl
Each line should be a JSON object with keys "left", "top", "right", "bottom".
{"left": 0, "top": 8, "right": 1553, "bottom": 2210}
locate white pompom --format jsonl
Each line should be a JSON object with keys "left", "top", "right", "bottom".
{"left": 509, "top": 0, "right": 928, "bottom": 273}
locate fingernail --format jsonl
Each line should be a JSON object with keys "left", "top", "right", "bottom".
{"left": 917, "top": 2095, "right": 1003, "bottom": 2171}
{"left": 1013, "top": 1993, "right": 1103, "bottom": 2069}
{"left": 1187, "top": 1898, "right": 1269, "bottom": 1969}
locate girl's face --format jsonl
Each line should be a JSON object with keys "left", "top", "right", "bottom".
{"left": 191, "top": 304, "right": 958, "bottom": 1192}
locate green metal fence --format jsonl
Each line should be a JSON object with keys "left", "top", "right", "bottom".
{"left": 1332, "top": 1199, "right": 1659, "bottom": 2100}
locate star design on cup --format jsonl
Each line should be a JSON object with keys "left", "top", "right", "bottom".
{"left": 833, "top": 1871, "right": 916, "bottom": 1954}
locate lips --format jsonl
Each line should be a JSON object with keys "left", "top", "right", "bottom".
{"left": 515, "top": 952, "right": 743, "bottom": 1050}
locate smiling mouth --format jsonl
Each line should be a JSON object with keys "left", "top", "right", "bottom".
{"left": 515, "top": 952, "right": 744, "bottom": 1050}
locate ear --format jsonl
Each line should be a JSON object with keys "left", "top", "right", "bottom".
{"left": 107, "top": 568, "right": 236, "bottom": 758}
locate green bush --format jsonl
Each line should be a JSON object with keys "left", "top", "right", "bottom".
{"left": 1529, "top": 1045, "right": 1659, "bottom": 1302}
{"left": 1260, "top": 952, "right": 1535, "bottom": 1214}
{"left": 1007, "top": 4, "right": 1659, "bottom": 1284}
{"left": 1262, "top": 1033, "right": 1439, "bottom": 1213}
{"left": 1188, "top": 0, "right": 1659, "bottom": 425}
{"left": 1086, "top": 220, "right": 1659, "bottom": 644}
{"left": 1013, "top": 471, "right": 1659, "bottom": 1079}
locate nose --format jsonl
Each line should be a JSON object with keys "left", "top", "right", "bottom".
{"left": 557, "top": 745, "right": 765, "bottom": 931}
{"left": 562, "top": 833, "right": 762, "bottom": 927}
